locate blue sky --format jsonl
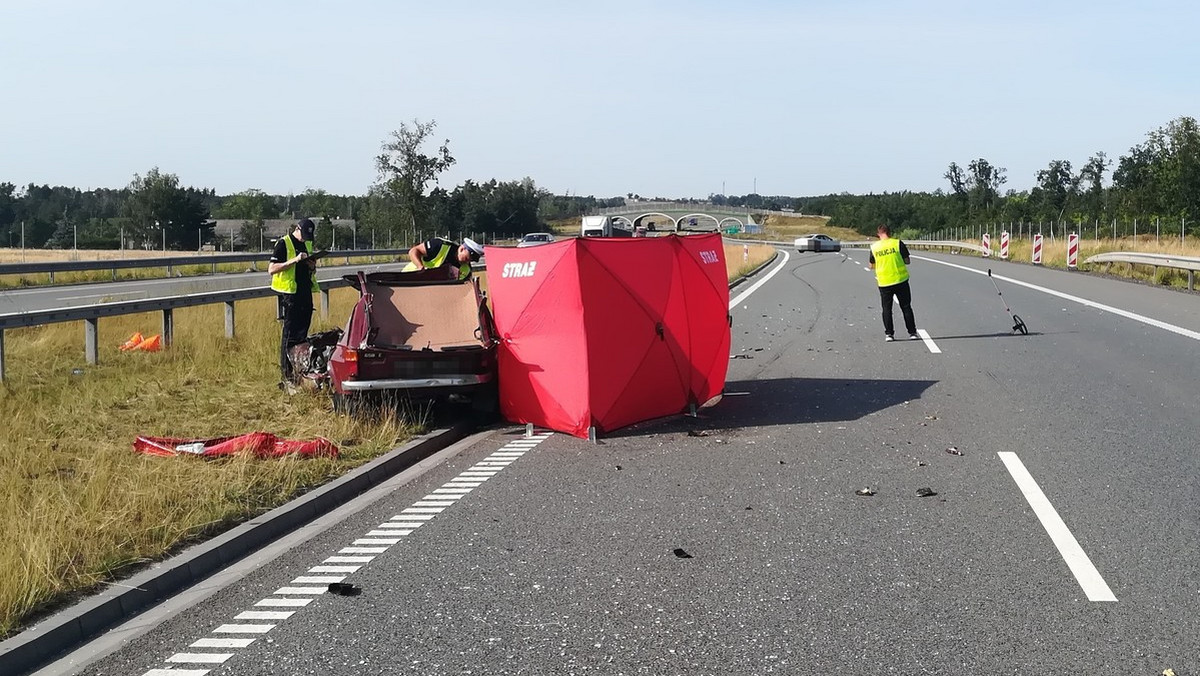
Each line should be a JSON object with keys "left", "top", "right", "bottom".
{"left": 2, "top": 0, "right": 1197, "bottom": 199}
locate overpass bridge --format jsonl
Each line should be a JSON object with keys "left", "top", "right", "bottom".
{"left": 591, "top": 202, "right": 803, "bottom": 233}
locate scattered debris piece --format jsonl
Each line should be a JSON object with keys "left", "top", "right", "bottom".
{"left": 673, "top": 548, "right": 694, "bottom": 559}
{"left": 615, "top": 465, "right": 622, "bottom": 471}
{"left": 778, "top": 460, "right": 786, "bottom": 465}
{"left": 916, "top": 487, "right": 938, "bottom": 497}
{"left": 945, "top": 446, "right": 962, "bottom": 456}
{"left": 328, "top": 582, "right": 361, "bottom": 596}
{"left": 924, "top": 415, "right": 938, "bottom": 421}
{"left": 856, "top": 488, "right": 876, "bottom": 496}
{"left": 916, "top": 461, "right": 928, "bottom": 467}
{"left": 745, "top": 506, "right": 753, "bottom": 510}
{"left": 687, "top": 429, "right": 710, "bottom": 437}
{"left": 753, "top": 347, "right": 764, "bottom": 352}
{"left": 1163, "top": 669, "right": 1176, "bottom": 676}
{"left": 730, "top": 354, "right": 754, "bottom": 359}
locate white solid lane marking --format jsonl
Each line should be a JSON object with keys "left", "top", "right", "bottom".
{"left": 916, "top": 255, "right": 1200, "bottom": 342}
{"left": 916, "top": 329, "right": 941, "bottom": 354}
{"left": 214, "top": 624, "right": 274, "bottom": 634}
{"left": 997, "top": 452, "right": 1117, "bottom": 602}
{"left": 236, "top": 610, "right": 294, "bottom": 620}
{"left": 190, "top": 638, "right": 255, "bottom": 648}
{"left": 730, "top": 250, "right": 791, "bottom": 309}
{"left": 167, "top": 653, "right": 234, "bottom": 664}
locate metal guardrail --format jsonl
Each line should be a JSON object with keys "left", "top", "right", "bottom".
{"left": 1084, "top": 251, "right": 1200, "bottom": 290}
{"left": 0, "top": 249, "right": 408, "bottom": 281}
{"left": 0, "top": 263, "right": 488, "bottom": 381}
{"left": 725, "top": 236, "right": 993, "bottom": 256}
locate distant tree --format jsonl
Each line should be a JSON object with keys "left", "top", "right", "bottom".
{"left": 122, "top": 168, "right": 210, "bottom": 249}
{"left": 966, "top": 158, "right": 1007, "bottom": 216}
{"left": 1033, "top": 159, "right": 1076, "bottom": 221}
{"left": 215, "top": 188, "right": 277, "bottom": 223}
{"left": 374, "top": 119, "right": 455, "bottom": 233}
{"left": 1113, "top": 116, "right": 1200, "bottom": 219}
{"left": 1076, "top": 152, "right": 1111, "bottom": 222}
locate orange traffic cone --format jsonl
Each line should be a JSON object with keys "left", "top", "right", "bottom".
{"left": 135, "top": 334, "right": 162, "bottom": 352}
{"left": 119, "top": 332, "right": 145, "bottom": 351}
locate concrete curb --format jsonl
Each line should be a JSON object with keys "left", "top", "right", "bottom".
{"left": 1, "top": 422, "right": 474, "bottom": 676}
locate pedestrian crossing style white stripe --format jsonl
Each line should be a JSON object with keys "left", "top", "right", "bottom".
{"left": 411, "top": 500, "right": 457, "bottom": 507}
{"left": 365, "top": 529, "right": 411, "bottom": 537}
{"left": 355, "top": 538, "right": 402, "bottom": 545}
{"left": 323, "top": 556, "right": 374, "bottom": 564}
{"left": 340, "top": 546, "right": 389, "bottom": 554}
{"left": 144, "top": 670, "right": 209, "bottom": 676}
{"left": 432, "top": 488, "right": 473, "bottom": 494}
{"left": 442, "top": 481, "right": 483, "bottom": 487}
{"left": 255, "top": 598, "right": 312, "bottom": 607}
{"left": 393, "top": 513, "right": 437, "bottom": 520}
{"left": 190, "top": 638, "right": 256, "bottom": 649}
{"left": 273, "top": 586, "right": 326, "bottom": 595}
{"left": 378, "top": 520, "right": 423, "bottom": 527}
{"left": 236, "top": 610, "right": 294, "bottom": 620}
{"left": 403, "top": 506, "right": 447, "bottom": 513}
{"left": 308, "top": 565, "right": 361, "bottom": 573}
{"left": 214, "top": 624, "right": 274, "bottom": 634}
{"left": 168, "top": 657, "right": 235, "bottom": 667}
{"left": 292, "top": 576, "right": 344, "bottom": 584}
{"left": 422, "top": 493, "right": 464, "bottom": 500}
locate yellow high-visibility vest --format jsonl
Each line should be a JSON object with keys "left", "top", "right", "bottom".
{"left": 402, "top": 240, "right": 471, "bottom": 280}
{"left": 270, "top": 236, "right": 320, "bottom": 294}
{"left": 870, "top": 237, "right": 909, "bottom": 287}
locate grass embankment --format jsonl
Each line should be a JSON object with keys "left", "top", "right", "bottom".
{"left": 0, "top": 290, "right": 420, "bottom": 637}
{"left": 987, "top": 236, "right": 1200, "bottom": 290}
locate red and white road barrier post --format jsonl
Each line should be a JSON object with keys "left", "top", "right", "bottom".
{"left": 1000, "top": 231, "right": 1010, "bottom": 259}
{"left": 1067, "top": 232, "right": 1079, "bottom": 269}
{"left": 981, "top": 233, "right": 991, "bottom": 257}
{"left": 743, "top": 244, "right": 749, "bottom": 262}
{"left": 1032, "top": 233, "right": 1043, "bottom": 265}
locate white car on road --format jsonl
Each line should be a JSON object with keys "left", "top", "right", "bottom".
{"left": 794, "top": 233, "right": 841, "bottom": 253}
{"left": 517, "top": 232, "right": 556, "bottom": 248}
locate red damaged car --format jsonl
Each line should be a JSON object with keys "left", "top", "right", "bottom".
{"left": 328, "top": 269, "right": 499, "bottom": 413}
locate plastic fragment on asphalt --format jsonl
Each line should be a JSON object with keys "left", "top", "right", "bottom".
{"left": 946, "top": 446, "right": 963, "bottom": 456}
{"left": 916, "top": 487, "right": 938, "bottom": 497}
{"left": 673, "top": 548, "right": 694, "bottom": 559}
{"left": 856, "top": 488, "right": 876, "bottom": 496}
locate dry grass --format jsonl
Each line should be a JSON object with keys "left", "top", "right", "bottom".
{"left": 726, "top": 243, "right": 776, "bottom": 281}
{"left": 941, "top": 235, "right": 1200, "bottom": 289}
{"left": 0, "top": 290, "right": 422, "bottom": 636}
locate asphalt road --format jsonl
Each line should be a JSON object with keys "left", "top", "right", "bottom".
{"left": 43, "top": 249, "right": 1200, "bottom": 675}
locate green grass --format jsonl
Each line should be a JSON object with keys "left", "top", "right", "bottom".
{"left": 0, "top": 291, "right": 420, "bottom": 637}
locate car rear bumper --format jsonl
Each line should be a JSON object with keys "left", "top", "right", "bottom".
{"left": 339, "top": 372, "right": 495, "bottom": 392}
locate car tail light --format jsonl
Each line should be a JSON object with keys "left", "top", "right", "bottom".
{"left": 342, "top": 348, "right": 358, "bottom": 363}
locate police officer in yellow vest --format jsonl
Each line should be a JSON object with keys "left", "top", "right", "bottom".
{"left": 403, "top": 236, "right": 483, "bottom": 280}
{"left": 869, "top": 224, "right": 919, "bottom": 342}
{"left": 269, "top": 218, "right": 320, "bottom": 383}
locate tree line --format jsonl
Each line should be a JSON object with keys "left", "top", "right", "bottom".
{"left": 0, "top": 119, "right": 623, "bottom": 252}
{"left": 780, "top": 116, "right": 1200, "bottom": 240}
{"left": 4, "top": 116, "right": 1196, "bottom": 250}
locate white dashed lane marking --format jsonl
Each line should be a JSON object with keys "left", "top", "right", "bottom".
{"left": 137, "top": 431, "right": 554, "bottom": 676}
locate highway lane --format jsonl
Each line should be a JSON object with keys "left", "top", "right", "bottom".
{"left": 53, "top": 249, "right": 1199, "bottom": 675}
{"left": 0, "top": 262, "right": 407, "bottom": 314}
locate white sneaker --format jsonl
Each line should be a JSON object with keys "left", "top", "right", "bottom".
{"left": 884, "top": 335, "right": 895, "bottom": 342}
{"left": 909, "top": 333, "right": 920, "bottom": 340}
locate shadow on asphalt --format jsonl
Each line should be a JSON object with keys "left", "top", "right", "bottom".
{"left": 601, "top": 376, "right": 938, "bottom": 439}
{"left": 927, "top": 331, "right": 1044, "bottom": 340}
